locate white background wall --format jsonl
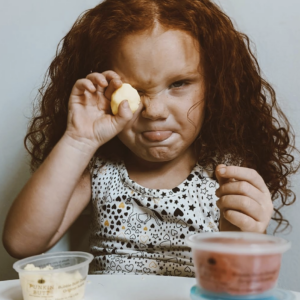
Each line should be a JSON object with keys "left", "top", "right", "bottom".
{"left": 0, "top": 0, "right": 299, "bottom": 291}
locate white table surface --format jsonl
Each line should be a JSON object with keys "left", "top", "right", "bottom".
{"left": 0, "top": 275, "right": 299, "bottom": 300}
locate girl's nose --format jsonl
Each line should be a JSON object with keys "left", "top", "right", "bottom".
{"left": 141, "top": 95, "right": 169, "bottom": 120}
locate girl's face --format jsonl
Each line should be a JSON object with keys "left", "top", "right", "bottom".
{"left": 112, "top": 24, "right": 205, "bottom": 163}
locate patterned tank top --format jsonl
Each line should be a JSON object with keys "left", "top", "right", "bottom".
{"left": 89, "top": 157, "right": 220, "bottom": 277}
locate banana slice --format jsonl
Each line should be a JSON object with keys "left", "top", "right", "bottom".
{"left": 111, "top": 83, "right": 141, "bottom": 115}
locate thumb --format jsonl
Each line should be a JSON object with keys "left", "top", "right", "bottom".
{"left": 113, "top": 100, "right": 133, "bottom": 129}
{"left": 215, "top": 164, "right": 229, "bottom": 186}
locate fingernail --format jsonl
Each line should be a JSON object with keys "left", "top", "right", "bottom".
{"left": 122, "top": 100, "right": 129, "bottom": 108}
{"left": 218, "top": 168, "right": 226, "bottom": 174}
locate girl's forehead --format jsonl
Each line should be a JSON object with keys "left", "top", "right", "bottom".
{"left": 111, "top": 25, "right": 201, "bottom": 85}
{"left": 119, "top": 24, "right": 199, "bottom": 50}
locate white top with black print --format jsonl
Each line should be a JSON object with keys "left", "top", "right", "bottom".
{"left": 89, "top": 157, "right": 220, "bottom": 277}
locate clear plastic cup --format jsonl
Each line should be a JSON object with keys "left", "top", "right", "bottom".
{"left": 186, "top": 232, "right": 291, "bottom": 296}
{"left": 13, "top": 251, "right": 93, "bottom": 300}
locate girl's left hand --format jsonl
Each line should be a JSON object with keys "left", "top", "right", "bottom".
{"left": 215, "top": 164, "right": 274, "bottom": 233}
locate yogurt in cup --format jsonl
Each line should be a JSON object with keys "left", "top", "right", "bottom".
{"left": 186, "top": 232, "right": 291, "bottom": 296}
{"left": 13, "top": 251, "right": 93, "bottom": 300}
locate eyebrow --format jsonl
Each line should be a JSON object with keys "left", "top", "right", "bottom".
{"left": 129, "top": 70, "right": 201, "bottom": 91}
{"left": 167, "top": 71, "right": 201, "bottom": 83}
{"left": 131, "top": 73, "right": 201, "bottom": 91}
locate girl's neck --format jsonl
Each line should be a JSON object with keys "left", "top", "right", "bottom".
{"left": 124, "top": 147, "right": 197, "bottom": 190}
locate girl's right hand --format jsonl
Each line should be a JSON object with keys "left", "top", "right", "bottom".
{"left": 65, "top": 71, "right": 133, "bottom": 150}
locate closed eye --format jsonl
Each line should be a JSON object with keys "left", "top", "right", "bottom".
{"left": 169, "top": 80, "right": 189, "bottom": 89}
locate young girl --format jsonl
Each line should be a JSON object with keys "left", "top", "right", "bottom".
{"left": 3, "top": 0, "right": 298, "bottom": 276}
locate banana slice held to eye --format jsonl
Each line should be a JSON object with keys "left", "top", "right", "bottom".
{"left": 111, "top": 83, "right": 141, "bottom": 115}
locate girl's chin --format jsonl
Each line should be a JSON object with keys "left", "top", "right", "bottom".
{"left": 133, "top": 147, "right": 178, "bottom": 163}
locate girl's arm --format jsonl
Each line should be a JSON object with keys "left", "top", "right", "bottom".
{"left": 3, "top": 71, "right": 135, "bottom": 258}
{"left": 2, "top": 134, "right": 94, "bottom": 258}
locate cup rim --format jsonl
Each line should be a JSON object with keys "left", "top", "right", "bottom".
{"left": 13, "top": 251, "right": 94, "bottom": 274}
{"left": 185, "top": 232, "right": 291, "bottom": 254}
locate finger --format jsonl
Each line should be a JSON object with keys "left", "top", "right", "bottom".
{"left": 216, "top": 181, "right": 262, "bottom": 204}
{"left": 71, "top": 79, "right": 96, "bottom": 96}
{"left": 86, "top": 73, "right": 108, "bottom": 93}
{"left": 216, "top": 166, "right": 269, "bottom": 193}
{"left": 104, "top": 78, "right": 123, "bottom": 100}
{"left": 217, "top": 195, "right": 262, "bottom": 221}
{"left": 102, "top": 70, "right": 121, "bottom": 82}
{"left": 223, "top": 210, "right": 264, "bottom": 233}
{"left": 215, "top": 164, "right": 230, "bottom": 186}
{"left": 111, "top": 100, "right": 133, "bottom": 130}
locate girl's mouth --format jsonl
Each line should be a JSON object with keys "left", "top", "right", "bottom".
{"left": 142, "top": 131, "right": 173, "bottom": 142}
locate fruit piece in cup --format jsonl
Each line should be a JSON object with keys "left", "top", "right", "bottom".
{"left": 24, "top": 264, "right": 53, "bottom": 271}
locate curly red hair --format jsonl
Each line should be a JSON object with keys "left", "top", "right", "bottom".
{"left": 25, "top": 0, "right": 299, "bottom": 232}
